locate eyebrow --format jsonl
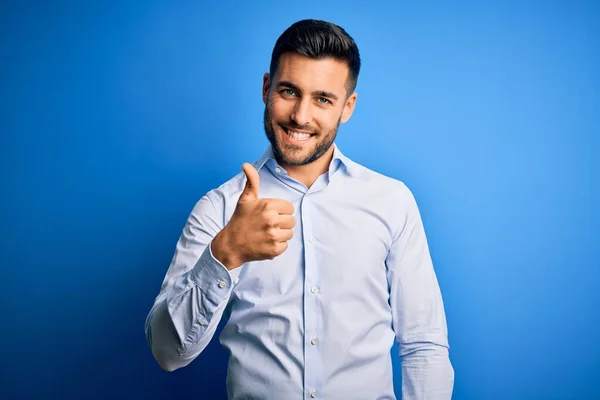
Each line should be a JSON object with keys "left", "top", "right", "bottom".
{"left": 277, "top": 81, "right": 339, "bottom": 101}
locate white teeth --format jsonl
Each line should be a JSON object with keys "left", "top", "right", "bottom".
{"left": 288, "top": 130, "right": 311, "bottom": 140}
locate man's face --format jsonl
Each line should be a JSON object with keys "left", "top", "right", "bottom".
{"left": 263, "top": 52, "right": 357, "bottom": 167}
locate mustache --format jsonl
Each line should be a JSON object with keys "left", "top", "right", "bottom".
{"left": 279, "top": 121, "right": 315, "bottom": 133}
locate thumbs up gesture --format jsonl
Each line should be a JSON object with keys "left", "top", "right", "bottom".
{"left": 211, "top": 163, "right": 296, "bottom": 270}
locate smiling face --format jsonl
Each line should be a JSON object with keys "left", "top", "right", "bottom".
{"left": 263, "top": 52, "right": 357, "bottom": 168}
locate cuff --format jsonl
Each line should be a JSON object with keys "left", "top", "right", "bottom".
{"left": 189, "top": 241, "right": 242, "bottom": 303}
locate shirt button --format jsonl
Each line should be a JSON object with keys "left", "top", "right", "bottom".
{"left": 199, "top": 318, "right": 208, "bottom": 326}
{"left": 311, "top": 338, "right": 317, "bottom": 345}
{"left": 309, "top": 237, "right": 316, "bottom": 244}
{"left": 275, "top": 167, "right": 281, "bottom": 173}
{"left": 218, "top": 281, "right": 226, "bottom": 288}
{"left": 311, "top": 391, "right": 317, "bottom": 398}
{"left": 311, "top": 287, "right": 319, "bottom": 294}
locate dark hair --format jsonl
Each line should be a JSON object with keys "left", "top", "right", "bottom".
{"left": 269, "top": 19, "right": 361, "bottom": 94}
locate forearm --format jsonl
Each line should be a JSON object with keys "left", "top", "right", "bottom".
{"left": 400, "top": 342, "right": 454, "bottom": 400}
{"left": 145, "top": 243, "right": 238, "bottom": 371}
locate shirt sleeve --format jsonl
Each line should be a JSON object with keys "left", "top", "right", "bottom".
{"left": 144, "top": 193, "right": 242, "bottom": 371}
{"left": 386, "top": 183, "right": 455, "bottom": 399}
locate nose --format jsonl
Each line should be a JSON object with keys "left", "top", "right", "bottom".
{"left": 290, "top": 98, "right": 312, "bottom": 127}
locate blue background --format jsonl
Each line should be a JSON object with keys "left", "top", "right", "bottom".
{"left": 1, "top": 1, "right": 598, "bottom": 399}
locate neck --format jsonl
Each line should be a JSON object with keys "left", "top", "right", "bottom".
{"left": 280, "top": 147, "right": 335, "bottom": 189}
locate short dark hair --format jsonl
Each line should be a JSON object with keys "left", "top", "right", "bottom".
{"left": 269, "top": 19, "right": 361, "bottom": 94}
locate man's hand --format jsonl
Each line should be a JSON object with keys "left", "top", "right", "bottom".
{"left": 211, "top": 163, "right": 295, "bottom": 270}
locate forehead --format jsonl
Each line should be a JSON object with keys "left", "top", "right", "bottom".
{"left": 275, "top": 52, "right": 349, "bottom": 95}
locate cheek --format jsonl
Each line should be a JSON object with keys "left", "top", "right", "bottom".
{"left": 319, "top": 109, "right": 343, "bottom": 130}
{"left": 269, "top": 98, "right": 292, "bottom": 120}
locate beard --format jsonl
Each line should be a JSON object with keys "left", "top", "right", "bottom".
{"left": 263, "top": 105, "right": 340, "bottom": 167}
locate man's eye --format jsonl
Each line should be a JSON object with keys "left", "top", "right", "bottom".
{"left": 317, "top": 97, "right": 330, "bottom": 104}
{"left": 282, "top": 89, "right": 296, "bottom": 96}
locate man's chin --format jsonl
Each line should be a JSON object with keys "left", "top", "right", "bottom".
{"left": 276, "top": 150, "right": 311, "bottom": 167}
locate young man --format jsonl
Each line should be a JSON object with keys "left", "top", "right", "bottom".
{"left": 145, "top": 19, "right": 454, "bottom": 399}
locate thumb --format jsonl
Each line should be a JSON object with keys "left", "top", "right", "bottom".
{"left": 241, "top": 163, "right": 260, "bottom": 200}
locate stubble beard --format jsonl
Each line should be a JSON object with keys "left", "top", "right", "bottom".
{"left": 263, "top": 105, "right": 340, "bottom": 167}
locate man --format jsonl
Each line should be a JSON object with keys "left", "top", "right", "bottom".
{"left": 145, "top": 19, "right": 454, "bottom": 399}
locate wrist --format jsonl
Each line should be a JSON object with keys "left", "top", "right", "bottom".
{"left": 212, "top": 229, "right": 244, "bottom": 270}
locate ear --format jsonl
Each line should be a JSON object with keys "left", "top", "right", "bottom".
{"left": 262, "top": 73, "right": 271, "bottom": 105}
{"left": 340, "top": 92, "right": 358, "bottom": 124}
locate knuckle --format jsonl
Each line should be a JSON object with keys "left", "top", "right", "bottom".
{"left": 267, "top": 227, "right": 278, "bottom": 240}
{"left": 259, "top": 201, "right": 271, "bottom": 212}
{"left": 266, "top": 217, "right": 278, "bottom": 228}
{"left": 264, "top": 200, "right": 275, "bottom": 210}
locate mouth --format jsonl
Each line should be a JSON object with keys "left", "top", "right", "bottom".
{"left": 281, "top": 126, "right": 316, "bottom": 144}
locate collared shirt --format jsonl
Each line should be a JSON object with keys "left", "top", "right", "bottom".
{"left": 145, "top": 144, "right": 454, "bottom": 399}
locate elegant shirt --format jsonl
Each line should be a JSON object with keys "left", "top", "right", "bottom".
{"left": 145, "top": 144, "right": 454, "bottom": 399}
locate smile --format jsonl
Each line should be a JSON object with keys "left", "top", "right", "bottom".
{"left": 282, "top": 126, "right": 315, "bottom": 143}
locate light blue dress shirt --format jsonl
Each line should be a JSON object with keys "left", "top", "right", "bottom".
{"left": 145, "top": 144, "right": 454, "bottom": 399}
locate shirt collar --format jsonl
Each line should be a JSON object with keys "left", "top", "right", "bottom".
{"left": 253, "top": 143, "right": 360, "bottom": 178}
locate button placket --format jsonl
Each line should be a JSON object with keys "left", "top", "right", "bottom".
{"left": 301, "top": 194, "right": 322, "bottom": 399}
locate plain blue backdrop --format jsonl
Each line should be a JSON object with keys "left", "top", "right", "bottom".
{"left": 1, "top": 1, "right": 598, "bottom": 399}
